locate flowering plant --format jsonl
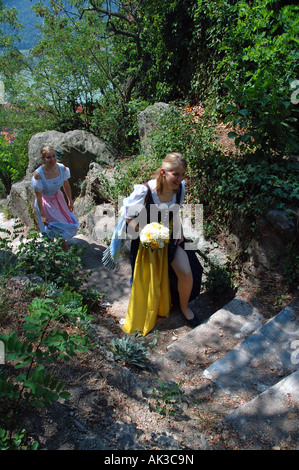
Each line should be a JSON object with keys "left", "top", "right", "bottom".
{"left": 140, "top": 223, "right": 170, "bottom": 249}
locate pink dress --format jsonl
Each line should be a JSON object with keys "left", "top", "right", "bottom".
{"left": 31, "top": 163, "right": 79, "bottom": 240}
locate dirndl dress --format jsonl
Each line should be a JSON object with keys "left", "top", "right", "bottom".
{"left": 123, "top": 180, "right": 203, "bottom": 336}
{"left": 31, "top": 163, "right": 79, "bottom": 240}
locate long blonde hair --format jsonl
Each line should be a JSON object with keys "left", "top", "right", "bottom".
{"left": 155, "top": 152, "right": 187, "bottom": 194}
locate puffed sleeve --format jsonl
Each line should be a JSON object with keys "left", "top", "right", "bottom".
{"left": 63, "top": 166, "right": 71, "bottom": 181}
{"left": 31, "top": 175, "right": 43, "bottom": 192}
{"left": 122, "top": 184, "right": 148, "bottom": 219}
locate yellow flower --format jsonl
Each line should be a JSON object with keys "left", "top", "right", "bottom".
{"left": 146, "top": 232, "right": 152, "bottom": 240}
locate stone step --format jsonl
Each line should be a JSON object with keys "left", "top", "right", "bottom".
{"left": 150, "top": 297, "right": 299, "bottom": 450}
{"left": 219, "top": 370, "right": 299, "bottom": 449}
{"left": 151, "top": 296, "right": 265, "bottom": 382}
{"left": 203, "top": 301, "right": 299, "bottom": 399}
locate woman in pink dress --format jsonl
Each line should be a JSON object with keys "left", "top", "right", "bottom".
{"left": 31, "top": 145, "right": 79, "bottom": 251}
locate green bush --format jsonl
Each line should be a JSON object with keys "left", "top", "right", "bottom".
{"left": 152, "top": 379, "right": 185, "bottom": 417}
{"left": 17, "top": 230, "right": 90, "bottom": 288}
{"left": 193, "top": 1, "right": 299, "bottom": 156}
{"left": 0, "top": 427, "right": 40, "bottom": 450}
{"left": 197, "top": 153, "right": 299, "bottom": 233}
{"left": 204, "top": 261, "right": 235, "bottom": 296}
{"left": 0, "top": 290, "right": 91, "bottom": 410}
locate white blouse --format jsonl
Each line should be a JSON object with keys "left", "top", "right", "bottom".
{"left": 122, "top": 179, "right": 185, "bottom": 220}
{"left": 31, "top": 164, "right": 71, "bottom": 196}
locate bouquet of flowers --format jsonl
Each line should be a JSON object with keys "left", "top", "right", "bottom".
{"left": 140, "top": 222, "right": 170, "bottom": 249}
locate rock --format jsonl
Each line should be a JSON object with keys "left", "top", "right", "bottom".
{"left": 246, "top": 208, "right": 298, "bottom": 275}
{"left": 228, "top": 208, "right": 298, "bottom": 281}
{"left": 265, "top": 209, "right": 297, "bottom": 242}
{"left": 8, "top": 179, "right": 36, "bottom": 228}
{"left": 26, "top": 129, "right": 118, "bottom": 197}
{"left": 137, "top": 102, "right": 171, "bottom": 153}
{"left": 76, "top": 162, "right": 114, "bottom": 207}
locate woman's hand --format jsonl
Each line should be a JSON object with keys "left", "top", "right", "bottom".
{"left": 126, "top": 218, "right": 139, "bottom": 233}
{"left": 174, "top": 236, "right": 184, "bottom": 246}
{"left": 41, "top": 215, "right": 49, "bottom": 226}
{"left": 68, "top": 200, "right": 74, "bottom": 212}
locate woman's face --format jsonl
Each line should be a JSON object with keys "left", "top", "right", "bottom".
{"left": 42, "top": 150, "right": 57, "bottom": 167}
{"left": 163, "top": 165, "right": 186, "bottom": 191}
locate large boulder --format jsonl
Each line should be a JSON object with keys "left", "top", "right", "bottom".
{"left": 74, "top": 162, "right": 115, "bottom": 227}
{"left": 26, "top": 129, "right": 117, "bottom": 196}
{"left": 239, "top": 208, "right": 298, "bottom": 279}
{"left": 8, "top": 130, "right": 118, "bottom": 228}
{"left": 8, "top": 179, "right": 36, "bottom": 228}
{"left": 137, "top": 102, "right": 171, "bottom": 154}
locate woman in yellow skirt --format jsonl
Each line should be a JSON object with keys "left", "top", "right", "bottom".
{"left": 122, "top": 152, "right": 203, "bottom": 336}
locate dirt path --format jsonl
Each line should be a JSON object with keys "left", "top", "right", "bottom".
{"left": 68, "top": 232, "right": 236, "bottom": 351}
{"left": 70, "top": 234, "right": 132, "bottom": 320}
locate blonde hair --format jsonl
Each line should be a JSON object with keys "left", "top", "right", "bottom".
{"left": 41, "top": 145, "right": 56, "bottom": 159}
{"left": 155, "top": 152, "right": 187, "bottom": 194}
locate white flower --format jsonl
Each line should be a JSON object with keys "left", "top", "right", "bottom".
{"left": 140, "top": 222, "right": 170, "bottom": 249}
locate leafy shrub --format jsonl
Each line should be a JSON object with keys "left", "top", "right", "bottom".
{"left": 194, "top": 151, "right": 299, "bottom": 236}
{"left": 192, "top": 1, "right": 299, "bottom": 155}
{"left": 204, "top": 261, "right": 235, "bottom": 296}
{"left": 0, "top": 427, "right": 40, "bottom": 450}
{"left": 152, "top": 379, "right": 185, "bottom": 417}
{"left": 221, "top": 2, "right": 299, "bottom": 156}
{"left": 0, "top": 223, "right": 23, "bottom": 276}
{"left": 0, "top": 290, "right": 91, "bottom": 410}
{"left": 148, "top": 105, "right": 220, "bottom": 169}
{"left": 16, "top": 230, "right": 90, "bottom": 288}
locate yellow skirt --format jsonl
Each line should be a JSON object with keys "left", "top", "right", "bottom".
{"left": 123, "top": 244, "right": 171, "bottom": 336}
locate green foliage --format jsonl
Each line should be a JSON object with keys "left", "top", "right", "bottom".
{"left": 0, "top": 290, "right": 90, "bottom": 409}
{"left": 140, "top": 0, "right": 196, "bottom": 101}
{"left": 224, "top": 75, "right": 299, "bottom": 156}
{"left": 193, "top": 0, "right": 299, "bottom": 155}
{"left": 3, "top": 0, "right": 297, "bottom": 171}
{"left": 0, "top": 136, "right": 25, "bottom": 195}
{"left": 0, "top": 1, "right": 22, "bottom": 50}
{"left": 152, "top": 379, "right": 185, "bottom": 416}
{"left": 147, "top": 105, "right": 220, "bottom": 172}
{"left": 16, "top": 230, "right": 90, "bottom": 288}
{"left": 91, "top": 97, "right": 149, "bottom": 153}
{"left": 204, "top": 260, "right": 235, "bottom": 296}
{"left": 0, "top": 221, "right": 23, "bottom": 276}
{"left": 0, "top": 105, "right": 56, "bottom": 193}
{"left": 0, "top": 427, "right": 39, "bottom": 450}
{"left": 110, "top": 333, "right": 148, "bottom": 368}
{"left": 197, "top": 153, "right": 299, "bottom": 232}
